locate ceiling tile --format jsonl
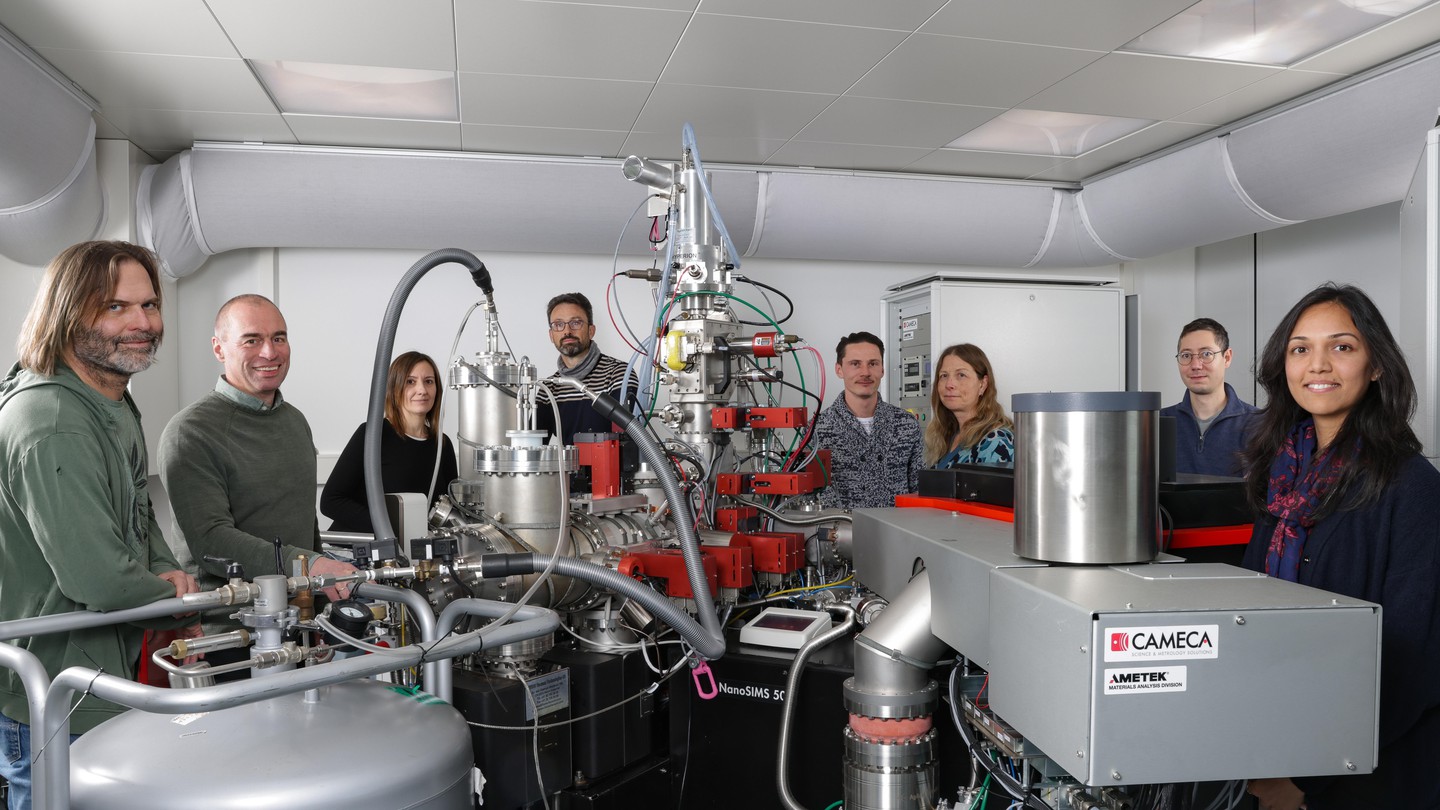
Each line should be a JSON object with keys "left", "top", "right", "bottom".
{"left": 462, "top": 125, "right": 629, "bottom": 158}
{"left": 1025, "top": 121, "right": 1213, "bottom": 182}
{"left": 1296, "top": 3, "right": 1440, "bottom": 75}
{"left": 206, "top": 0, "right": 458, "bottom": 70}
{"left": 798, "top": 97, "right": 1002, "bottom": 148}
{"left": 660, "top": 14, "right": 908, "bottom": 93}
{"left": 286, "top": 115, "right": 462, "bottom": 150}
{"left": 1021, "top": 53, "right": 1281, "bottom": 121}
{"left": 765, "top": 141, "right": 938, "bottom": 172}
{"left": 634, "top": 83, "right": 836, "bottom": 140}
{"left": 1172, "top": 69, "right": 1348, "bottom": 127}
{"left": 921, "top": 0, "right": 1200, "bottom": 51}
{"left": 455, "top": 1, "right": 688, "bottom": 81}
{"left": 459, "top": 73, "right": 653, "bottom": 130}
{"left": 109, "top": 109, "right": 297, "bottom": 153}
{"left": 35, "top": 48, "right": 277, "bottom": 113}
{"left": 851, "top": 34, "right": 1104, "bottom": 107}
{"left": 619, "top": 131, "right": 788, "bottom": 165}
{"left": 697, "top": 0, "right": 947, "bottom": 30}
{"left": 903, "top": 149, "right": 1067, "bottom": 179}
{"left": 0, "top": 0, "right": 234, "bottom": 56}
{"left": 522, "top": 0, "right": 699, "bottom": 10}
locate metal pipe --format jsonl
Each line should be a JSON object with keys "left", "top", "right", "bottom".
{"left": 733, "top": 498, "right": 853, "bottom": 526}
{"left": 0, "top": 644, "right": 51, "bottom": 810}
{"left": 778, "top": 604, "right": 855, "bottom": 810}
{"left": 354, "top": 582, "right": 443, "bottom": 700}
{"left": 0, "top": 597, "right": 191, "bottom": 641}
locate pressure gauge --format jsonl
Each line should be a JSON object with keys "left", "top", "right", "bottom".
{"left": 326, "top": 599, "right": 372, "bottom": 650}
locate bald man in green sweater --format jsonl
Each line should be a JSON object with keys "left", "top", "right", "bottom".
{"left": 159, "top": 295, "right": 353, "bottom": 629}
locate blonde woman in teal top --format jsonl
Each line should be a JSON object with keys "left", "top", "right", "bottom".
{"left": 924, "top": 343, "right": 1014, "bottom": 468}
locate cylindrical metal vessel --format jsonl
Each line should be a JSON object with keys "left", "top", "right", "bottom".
{"left": 842, "top": 726, "right": 937, "bottom": 810}
{"left": 70, "top": 680, "right": 474, "bottom": 809}
{"left": 1012, "top": 391, "right": 1160, "bottom": 564}
{"left": 453, "top": 357, "right": 535, "bottom": 482}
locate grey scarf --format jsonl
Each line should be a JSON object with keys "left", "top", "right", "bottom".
{"left": 557, "top": 341, "right": 602, "bottom": 379}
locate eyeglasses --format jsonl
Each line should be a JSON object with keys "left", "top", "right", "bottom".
{"left": 1175, "top": 350, "right": 1224, "bottom": 365}
{"left": 549, "top": 318, "right": 588, "bottom": 332}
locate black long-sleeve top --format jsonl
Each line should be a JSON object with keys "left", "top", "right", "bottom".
{"left": 320, "top": 419, "right": 458, "bottom": 533}
{"left": 1242, "top": 454, "right": 1440, "bottom": 809}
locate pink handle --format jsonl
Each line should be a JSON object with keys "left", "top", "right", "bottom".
{"left": 691, "top": 659, "right": 717, "bottom": 700}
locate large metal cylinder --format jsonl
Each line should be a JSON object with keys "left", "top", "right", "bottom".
{"left": 453, "top": 357, "right": 535, "bottom": 482}
{"left": 70, "top": 680, "right": 474, "bottom": 809}
{"left": 843, "top": 726, "right": 938, "bottom": 810}
{"left": 1012, "top": 391, "right": 1160, "bottom": 564}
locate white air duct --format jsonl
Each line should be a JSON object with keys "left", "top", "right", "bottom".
{"left": 132, "top": 48, "right": 1440, "bottom": 278}
{"left": 0, "top": 29, "right": 104, "bottom": 266}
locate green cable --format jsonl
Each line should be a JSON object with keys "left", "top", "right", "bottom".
{"left": 972, "top": 772, "right": 993, "bottom": 810}
{"left": 822, "top": 802, "right": 844, "bottom": 810}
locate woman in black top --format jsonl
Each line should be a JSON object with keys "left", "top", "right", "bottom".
{"left": 1240, "top": 284, "right": 1440, "bottom": 810}
{"left": 321, "top": 351, "right": 458, "bottom": 533}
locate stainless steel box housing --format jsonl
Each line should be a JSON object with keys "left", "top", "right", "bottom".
{"left": 987, "top": 563, "right": 1380, "bottom": 786}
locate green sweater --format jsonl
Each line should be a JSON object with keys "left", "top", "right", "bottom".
{"left": 159, "top": 378, "right": 321, "bottom": 610}
{"left": 0, "top": 363, "right": 183, "bottom": 732}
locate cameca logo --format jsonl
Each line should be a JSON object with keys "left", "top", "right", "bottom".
{"left": 1110, "top": 629, "right": 1213, "bottom": 652}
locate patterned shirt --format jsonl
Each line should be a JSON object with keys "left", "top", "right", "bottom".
{"left": 937, "top": 427, "right": 1015, "bottom": 468}
{"left": 815, "top": 395, "right": 924, "bottom": 509}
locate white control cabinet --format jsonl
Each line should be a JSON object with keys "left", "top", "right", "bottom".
{"left": 882, "top": 276, "right": 1126, "bottom": 418}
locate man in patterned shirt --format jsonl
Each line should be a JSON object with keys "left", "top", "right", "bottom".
{"left": 536, "top": 292, "right": 639, "bottom": 446}
{"left": 815, "top": 331, "right": 923, "bottom": 509}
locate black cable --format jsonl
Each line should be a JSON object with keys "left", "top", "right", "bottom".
{"left": 736, "top": 353, "right": 821, "bottom": 409}
{"left": 1159, "top": 504, "right": 1175, "bottom": 552}
{"left": 734, "top": 275, "right": 794, "bottom": 325}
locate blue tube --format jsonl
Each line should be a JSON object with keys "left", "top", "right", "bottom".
{"left": 682, "top": 122, "right": 741, "bottom": 269}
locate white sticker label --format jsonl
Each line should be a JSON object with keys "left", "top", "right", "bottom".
{"left": 1104, "top": 625, "right": 1218, "bottom": 662}
{"left": 899, "top": 317, "right": 919, "bottom": 331}
{"left": 901, "top": 329, "right": 916, "bottom": 341}
{"left": 170, "top": 712, "right": 208, "bottom": 726}
{"left": 1104, "top": 666, "right": 1187, "bottom": 695}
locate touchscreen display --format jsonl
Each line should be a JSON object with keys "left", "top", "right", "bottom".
{"left": 754, "top": 613, "right": 820, "bottom": 632}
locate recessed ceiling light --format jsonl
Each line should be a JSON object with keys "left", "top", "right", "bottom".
{"left": 1121, "top": 0, "right": 1437, "bottom": 66}
{"left": 945, "top": 110, "right": 1155, "bottom": 157}
{"left": 251, "top": 60, "right": 457, "bottom": 121}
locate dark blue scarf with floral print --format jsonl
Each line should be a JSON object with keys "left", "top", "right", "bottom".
{"left": 1264, "top": 419, "right": 1344, "bottom": 582}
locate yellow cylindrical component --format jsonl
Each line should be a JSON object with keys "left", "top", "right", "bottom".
{"left": 665, "top": 330, "right": 686, "bottom": 371}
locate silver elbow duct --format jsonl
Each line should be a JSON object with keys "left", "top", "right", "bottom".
{"left": 843, "top": 569, "right": 948, "bottom": 810}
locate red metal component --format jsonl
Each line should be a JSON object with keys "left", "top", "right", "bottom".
{"left": 618, "top": 549, "right": 719, "bottom": 599}
{"left": 701, "top": 544, "right": 753, "bottom": 589}
{"left": 715, "top": 505, "right": 760, "bottom": 532}
{"left": 711, "top": 407, "right": 741, "bottom": 430}
{"left": 715, "top": 473, "right": 752, "bottom": 495}
{"left": 752, "top": 332, "right": 780, "bottom": 358}
{"left": 574, "top": 435, "right": 623, "bottom": 498}
{"left": 746, "top": 407, "right": 807, "bottom": 429}
{"left": 730, "top": 531, "right": 804, "bottom": 574}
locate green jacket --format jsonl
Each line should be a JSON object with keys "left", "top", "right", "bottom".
{"left": 0, "top": 363, "right": 183, "bottom": 732}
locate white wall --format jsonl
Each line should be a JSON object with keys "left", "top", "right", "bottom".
{"left": 1121, "top": 247, "right": 1198, "bottom": 406}
{"left": 170, "top": 249, "right": 977, "bottom": 469}
{"left": 1195, "top": 235, "right": 1259, "bottom": 404}
{"left": 1198, "top": 202, "right": 1405, "bottom": 409}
